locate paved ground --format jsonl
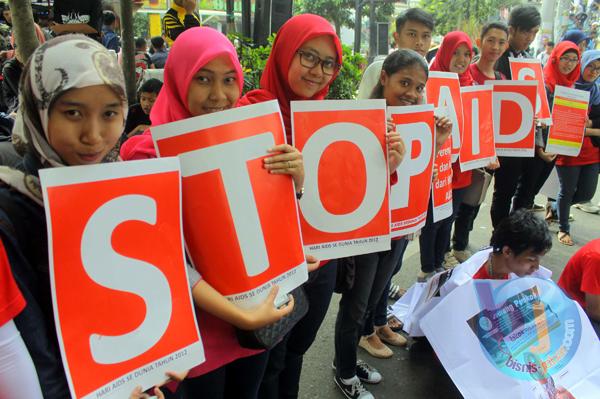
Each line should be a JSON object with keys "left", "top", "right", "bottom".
{"left": 299, "top": 186, "right": 600, "bottom": 399}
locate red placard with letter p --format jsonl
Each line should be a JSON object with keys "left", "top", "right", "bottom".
{"left": 40, "top": 158, "right": 203, "bottom": 399}
{"left": 388, "top": 104, "right": 435, "bottom": 237}
{"left": 292, "top": 100, "right": 390, "bottom": 259}
{"left": 459, "top": 85, "right": 496, "bottom": 171}
{"left": 509, "top": 58, "right": 552, "bottom": 124}
{"left": 486, "top": 80, "right": 537, "bottom": 157}
{"left": 426, "top": 71, "right": 464, "bottom": 163}
{"left": 152, "top": 101, "right": 307, "bottom": 309}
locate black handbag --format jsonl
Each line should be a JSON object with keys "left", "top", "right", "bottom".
{"left": 235, "top": 286, "right": 308, "bottom": 350}
{"left": 334, "top": 256, "right": 356, "bottom": 294}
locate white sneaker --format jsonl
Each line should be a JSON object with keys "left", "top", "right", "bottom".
{"left": 334, "top": 376, "right": 375, "bottom": 399}
{"left": 573, "top": 201, "right": 600, "bottom": 214}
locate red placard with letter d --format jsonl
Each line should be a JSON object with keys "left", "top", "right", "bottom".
{"left": 292, "top": 99, "right": 390, "bottom": 259}
{"left": 152, "top": 101, "right": 307, "bottom": 309}
{"left": 459, "top": 85, "right": 496, "bottom": 171}
{"left": 40, "top": 158, "right": 203, "bottom": 399}
{"left": 486, "top": 80, "right": 537, "bottom": 157}
{"left": 388, "top": 104, "right": 435, "bottom": 237}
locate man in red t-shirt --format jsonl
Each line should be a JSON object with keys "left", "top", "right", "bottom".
{"left": 558, "top": 238, "right": 600, "bottom": 337}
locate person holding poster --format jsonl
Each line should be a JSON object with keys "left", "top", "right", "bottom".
{"left": 357, "top": 50, "right": 452, "bottom": 365}
{"left": 120, "top": 27, "right": 303, "bottom": 399}
{"left": 558, "top": 238, "right": 600, "bottom": 337}
{"left": 553, "top": 51, "right": 600, "bottom": 246}
{"left": 490, "top": 4, "right": 541, "bottom": 228}
{"left": 419, "top": 31, "right": 474, "bottom": 281}
{"left": 238, "top": 15, "right": 345, "bottom": 399}
{"left": 451, "top": 22, "right": 508, "bottom": 263}
{"left": 0, "top": 35, "right": 128, "bottom": 398}
{"left": 0, "top": 240, "right": 43, "bottom": 399}
{"left": 520, "top": 42, "right": 581, "bottom": 238}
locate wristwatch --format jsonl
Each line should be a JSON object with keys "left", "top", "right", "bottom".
{"left": 296, "top": 186, "right": 304, "bottom": 200}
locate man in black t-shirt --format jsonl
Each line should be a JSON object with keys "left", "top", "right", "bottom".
{"left": 490, "top": 5, "right": 542, "bottom": 229}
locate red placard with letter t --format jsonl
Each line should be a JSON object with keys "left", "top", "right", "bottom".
{"left": 152, "top": 101, "right": 307, "bottom": 309}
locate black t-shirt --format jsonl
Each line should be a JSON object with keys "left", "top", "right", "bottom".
{"left": 123, "top": 103, "right": 151, "bottom": 138}
{"left": 53, "top": 0, "right": 102, "bottom": 35}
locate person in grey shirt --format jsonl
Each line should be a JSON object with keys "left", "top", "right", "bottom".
{"left": 357, "top": 8, "right": 434, "bottom": 99}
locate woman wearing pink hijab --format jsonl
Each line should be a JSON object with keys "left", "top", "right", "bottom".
{"left": 121, "top": 27, "right": 302, "bottom": 399}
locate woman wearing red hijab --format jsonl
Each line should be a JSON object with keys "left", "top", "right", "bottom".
{"left": 418, "top": 31, "right": 475, "bottom": 282}
{"left": 121, "top": 27, "right": 304, "bottom": 399}
{"left": 240, "top": 14, "right": 347, "bottom": 399}
{"left": 517, "top": 42, "right": 581, "bottom": 239}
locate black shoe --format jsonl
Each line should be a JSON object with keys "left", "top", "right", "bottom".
{"left": 334, "top": 375, "right": 374, "bottom": 399}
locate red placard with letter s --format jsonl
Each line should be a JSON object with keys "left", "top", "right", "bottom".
{"left": 41, "top": 158, "right": 203, "bottom": 399}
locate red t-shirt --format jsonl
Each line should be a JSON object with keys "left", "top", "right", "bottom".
{"left": 0, "top": 239, "right": 26, "bottom": 326}
{"left": 558, "top": 238, "right": 600, "bottom": 309}
{"left": 556, "top": 136, "right": 600, "bottom": 167}
{"left": 472, "top": 261, "right": 509, "bottom": 280}
{"left": 468, "top": 63, "right": 506, "bottom": 85}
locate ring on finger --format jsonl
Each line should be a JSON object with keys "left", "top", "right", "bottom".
{"left": 287, "top": 160, "right": 292, "bottom": 169}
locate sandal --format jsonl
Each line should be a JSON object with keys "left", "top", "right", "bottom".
{"left": 545, "top": 204, "right": 557, "bottom": 223}
{"left": 387, "top": 315, "right": 404, "bottom": 332}
{"left": 388, "top": 284, "right": 406, "bottom": 300}
{"left": 558, "top": 231, "right": 574, "bottom": 246}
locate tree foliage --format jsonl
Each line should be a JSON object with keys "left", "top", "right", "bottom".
{"left": 294, "top": 0, "right": 354, "bottom": 37}
{"left": 294, "top": 0, "right": 397, "bottom": 37}
{"left": 420, "top": 0, "right": 520, "bottom": 37}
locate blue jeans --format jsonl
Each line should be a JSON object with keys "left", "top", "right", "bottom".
{"left": 556, "top": 163, "right": 600, "bottom": 233}
{"left": 259, "top": 260, "right": 338, "bottom": 399}
{"left": 363, "top": 238, "right": 409, "bottom": 335}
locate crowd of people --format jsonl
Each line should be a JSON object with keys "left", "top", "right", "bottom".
{"left": 0, "top": 2, "right": 599, "bottom": 399}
